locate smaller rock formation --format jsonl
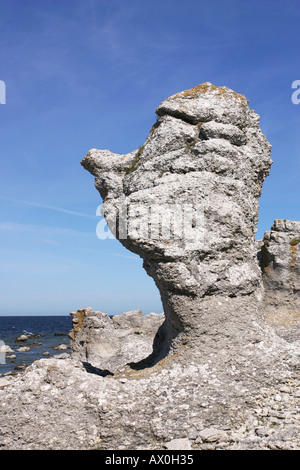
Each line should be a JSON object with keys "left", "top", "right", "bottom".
{"left": 69, "top": 308, "right": 164, "bottom": 373}
{"left": 16, "top": 335, "right": 28, "bottom": 342}
{"left": 16, "top": 346, "right": 30, "bottom": 353}
{"left": 259, "top": 219, "right": 300, "bottom": 342}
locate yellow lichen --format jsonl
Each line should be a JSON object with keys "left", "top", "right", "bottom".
{"left": 69, "top": 308, "right": 86, "bottom": 340}
{"left": 266, "top": 309, "right": 300, "bottom": 328}
{"left": 289, "top": 243, "right": 298, "bottom": 272}
{"left": 171, "top": 82, "right": 248, "bottom": 104}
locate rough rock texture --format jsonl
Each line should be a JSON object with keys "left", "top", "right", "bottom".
{"left": 0, "top": 355, "right": 300, "bottom": 450}
{"left": 81, "top": 82, "right": 294, "bottom": 370}
{"left": 69, "top": 308, "right": 164, "bottom": 373}
{"left": 0, "top": 83, "right": 299, "bottom": 451}
{"left": 259, "top": 219, "right": 300, "bottom": 343}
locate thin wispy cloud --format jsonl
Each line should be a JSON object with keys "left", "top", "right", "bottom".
{"left": 111, "top": 252, "right": 140, "bottom": 260}
{"left": 0, "top": 196, "right": 98, "bottom": 219}
{"left": 0, "top": 221, "right": 93, "bottom": 238}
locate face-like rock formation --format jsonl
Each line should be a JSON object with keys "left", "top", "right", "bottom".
{"left": 81, "top": 82, "right": 273, "bottom": 364}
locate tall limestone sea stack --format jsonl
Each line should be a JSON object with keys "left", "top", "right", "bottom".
{"left": 82, "top": 82, "right": 293, "bottom": 371}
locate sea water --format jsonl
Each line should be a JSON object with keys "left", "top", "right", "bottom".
{"left": 0, "top": 315, "right": 72, "bottom": 375}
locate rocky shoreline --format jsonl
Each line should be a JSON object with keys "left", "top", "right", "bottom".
{"left": 0, "top": 318, "right": 71, "bottom": 377}
{"left": 0, "top": 305, "right": 299, "bottom": 450}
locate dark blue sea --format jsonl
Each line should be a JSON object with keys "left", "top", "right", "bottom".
{"left": 0, "top": 316, "right": 73, "bottom": 376}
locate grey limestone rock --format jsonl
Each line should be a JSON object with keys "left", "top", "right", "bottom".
{"left": 16, "top": 335, "right": 28, "bottom": 342}
{"left": 0, "top": 352, "right": 300, "bottom": 450}
{"left": 259, "top": 219, "right": 300, "bottom": 342}
{"left": 81, "top": 82, "right": 295, "bottom": 371}
{"left": 16, "top": 346, "right": 30, "bottom": 352}
{"left": 197, "top": 427, "right": 229, "bottom": 443}
{"left": 165, "top": 438, "right": 192, "bottom": 450}
{"left": 69, "top": 307, "right": 164, "bottom": 373}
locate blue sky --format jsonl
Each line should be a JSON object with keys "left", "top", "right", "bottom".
{"left": 0, "top": 0, "right": 299, "bottom": 315}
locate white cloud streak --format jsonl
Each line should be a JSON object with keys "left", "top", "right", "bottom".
{"left": 0, "top": 196, "right": 98, "bottom": 219}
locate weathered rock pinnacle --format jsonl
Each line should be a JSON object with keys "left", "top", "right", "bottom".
{"left": 260, "top": 219, "right": 300, "bottom": 342}
{"left": 81, "top": 82, "right": 295, "bottom": 370}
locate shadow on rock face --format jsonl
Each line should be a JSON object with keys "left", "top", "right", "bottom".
{"left": 126, "top": 321, "right": 171, "bottom": 370}
{"left": 82, "top": 362, "right": 114, "bottom": 377}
